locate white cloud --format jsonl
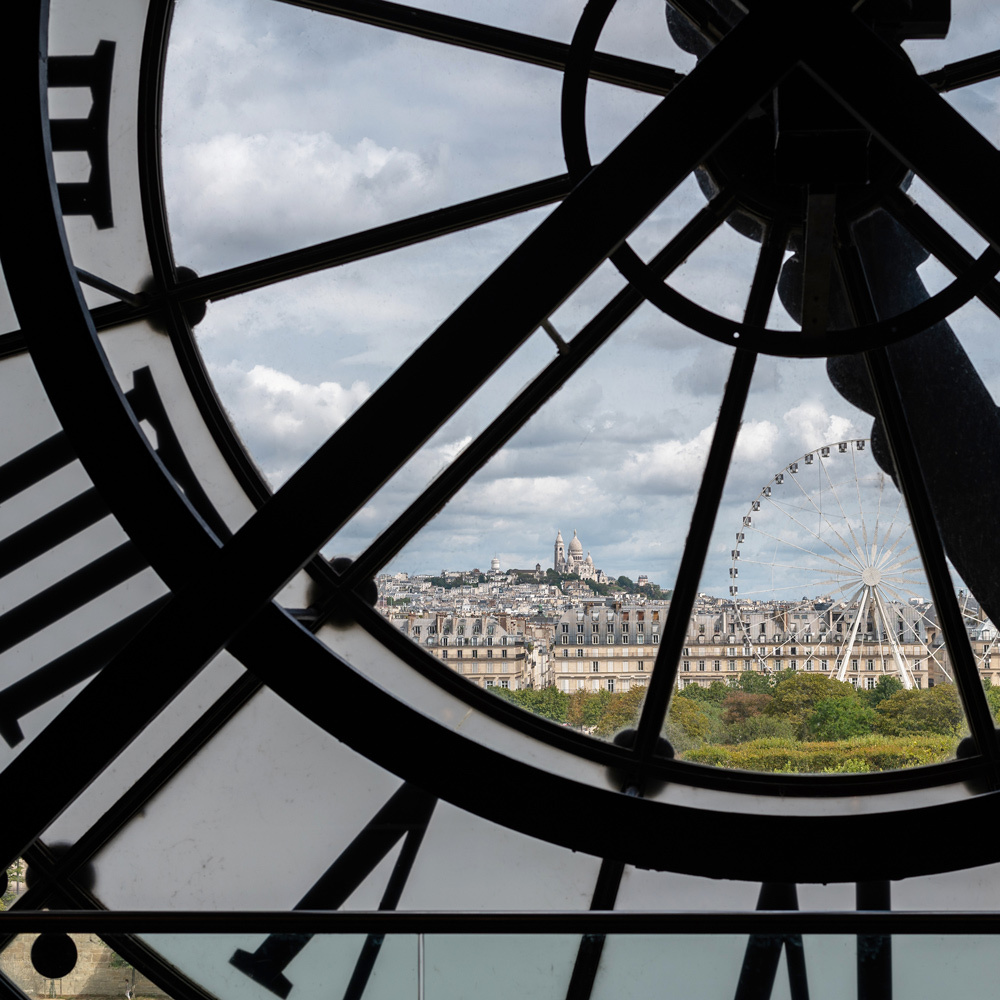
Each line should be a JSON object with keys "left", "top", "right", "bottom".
{"left": 782, "top": 402, "right": 857, "bottom": 452}
{"left": 735, "top": 419, "right": 780, "bottom": 463}
{"left": 167, "top": 131, "right": 445, "bottom": 269}
{"left": 209, "top": 362, "right": 370, "bottom": 485}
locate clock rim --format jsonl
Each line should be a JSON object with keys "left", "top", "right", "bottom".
{"left": 5, "top": 0, "right": 1000, "bottom": 886}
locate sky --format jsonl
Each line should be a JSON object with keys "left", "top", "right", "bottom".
{"left": 158, "top": 0, "right": 1000, "bottom": 597}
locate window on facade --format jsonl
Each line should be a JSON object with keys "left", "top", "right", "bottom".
{"left": 500, "top": 678, "right": 510, "bottom": 688}
{"left": 682, "top": 660, "right": 690, "bottom": 671}
{"left": 729, "top": 660, "right": 736, "bottom": 670}
{"left": 487, "top": 649, "right": 493, "bottom": 659}
{"left": 790, "top": 660, "right": 797, "bottom": 670}
{"left": 561, "top": 635, "right": 568, "bottom": 645}
{"left": 608, "top": 678, "right": 615, "bottom": 692}
{"left": 577, "top": 635, "right": 584, "bottom": 644}
{"left": 562, "top": 649, "right": 568, "bottom": 658}
{"left": 623, "top": 635, "right": 629, "bottom": 644}
{"left": 576, "top": 649, "right": 583, "bottom": 658}
{"left": 592, "top": 662, "right": 599, "bottom": 672}
{"left": 502, "top": 650, "right": 507, "bottom": 658}
{"left": 457, "top": 650, "right": 463, "bottom": 658}
{"left": 713, "top": 660, "right": 721, "bottom": 670}
{"left": 698, "top": 660, "right": 705, "bottom": 671}
{"left": 472, "top": 650, "right": 478, "bottom": 659}
{"left": 638, "top": 661, "right": 644, "bottom": 671}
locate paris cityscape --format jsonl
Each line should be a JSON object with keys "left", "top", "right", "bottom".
{"left": 379, "top": 526, "right": 1000, "bottom": 773}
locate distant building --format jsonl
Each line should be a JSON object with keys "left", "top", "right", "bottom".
{"left": 554, "top": 529, "right": 601, "bottom": 581}
{"left": 552, "top": 602, "right": 667, "bottom": 693}
{"left": 393, "top": 612, "right": 529, "bottom": 690}
{"left": 680, "top": 599, "right": 931, "bottom": 690}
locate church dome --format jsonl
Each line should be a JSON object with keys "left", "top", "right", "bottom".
{"left": 569, "top": 529, "right": 583, "bottom": 555}
{"left": 586, "top": 552, "right": 593, "bottom": 566}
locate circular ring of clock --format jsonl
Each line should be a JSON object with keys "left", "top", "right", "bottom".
{"left": 5, "top": 0, "right": 1000, "bottom": 894}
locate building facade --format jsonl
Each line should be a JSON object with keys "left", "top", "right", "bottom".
{"left": 393, "top": 612, "right": 530, "bottom": 690}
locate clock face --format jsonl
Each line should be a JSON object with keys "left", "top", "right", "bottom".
{"left": 6, "top": 0, "right": 1000, "bottom": 992}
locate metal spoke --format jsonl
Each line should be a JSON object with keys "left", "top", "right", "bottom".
{"left": 746, "top": 523, "right": 857, "bottom": 571}
{"left": 803, "top": 16, "right": 1000, "bottom": 255}
{"left": 763, "top": 495, "right": 862, "bottom": 567}
{"left": 818, "top": 449, "right": 867, "bottom": 559}
{"left": 333, "top": 193, "right": 737, "bottom": 596}
{"left": 782, "top": 461, "right": 860, "bottom": 561}
{"left": 882, "top": 187, "right": 1000, "bottom": 322}
{"left": 631, "top": 220, "right": 787, "bottom": 772}
{"left": 923, "top": 48, "right": 1000, "bottom": 92}
{"left": 173, "top": 174, "right": 576, "bottom": 306}
{"left": 273, "top": 0, "right": 683, "bottom": 96}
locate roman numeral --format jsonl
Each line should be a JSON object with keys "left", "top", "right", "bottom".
{"left": 230, "top": 783, "right": 437, "bottom": 999}
{"left": 48, "top": 40, "right": 116, "bottom": 229}
{"left": 0, "top": 367, "right": 226, "bottom": 745}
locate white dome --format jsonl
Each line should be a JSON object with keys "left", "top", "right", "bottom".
{"left": 569, "top": 529, "right": 583, "bottom": 555}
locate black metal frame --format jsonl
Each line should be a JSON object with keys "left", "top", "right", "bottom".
{"left": 6, "top": 13, "right": 1000, "bottom": 1000}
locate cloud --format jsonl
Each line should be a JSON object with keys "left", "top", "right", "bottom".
{"left": 167, "top": 131, "right": 445, "bottom": 269}
{"left": 782, "top": 401, "right": 858, "bottom": 452}
{"left": 208, "top": 362, "right": 370, "bottom": 485}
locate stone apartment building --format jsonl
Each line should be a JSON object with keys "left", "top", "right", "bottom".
{"left": 393, "top": 612, "right": 530, "bottom": 690}
{"left": 551, "top": 603, "right": 666, "bottom": 693}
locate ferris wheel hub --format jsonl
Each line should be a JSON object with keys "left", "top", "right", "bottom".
{"left": 862, "top": 566, "right": 882, "bottom": 586}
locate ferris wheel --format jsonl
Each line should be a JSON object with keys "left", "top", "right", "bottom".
{"left": 728, "top": 440, "right": 998, "bottom": 689}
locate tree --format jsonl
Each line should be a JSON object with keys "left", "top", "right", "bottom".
{"left": 726, "top": 714, "right": 796, "bottom": 743}
{"left": 593, "top": 686, "right": 647, "bottom": 738}
{"left": 664, "top": 695, "right": 714, "bottom": 750}
{"left": 682, "top": 680, "right": 730, "bottom": 707}
{"left": 721, "top": 691, "right": 773, "bottom": 725}
{"left": 875, "top": 684, "right": 964, "bottom": 737}
{"left": 861, "top": 675, "right": 904, "bottom": 708}
{"left": 488, "top": 686, "right": 569, "bottom": 724}
{"left": 804, "top": 697, "right": 877, "bottom": 741}
{"left": 734, "top": 670, "right": 776, "bottom": 695}
{"left": 766, "top": 673, "right": 858, "bottom": 737}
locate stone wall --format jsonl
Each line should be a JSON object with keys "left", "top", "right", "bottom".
{"left": 0, "top": 935, "right": 168, "bottom": 999}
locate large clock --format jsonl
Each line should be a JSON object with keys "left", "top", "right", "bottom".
{"left": 5, "top": 0, "right": 1000, "bottom": 996}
